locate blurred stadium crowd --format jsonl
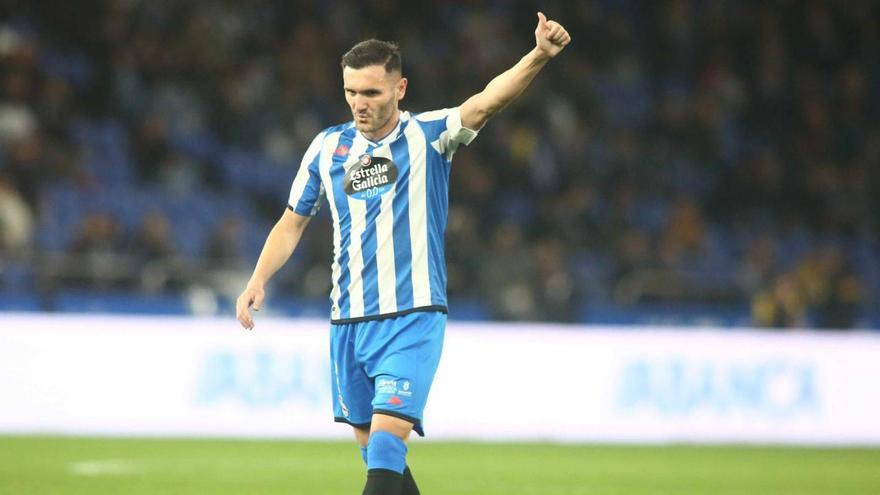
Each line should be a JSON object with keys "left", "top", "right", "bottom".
{"left": 0, "top": 0, "right": 877, "bottom": 328}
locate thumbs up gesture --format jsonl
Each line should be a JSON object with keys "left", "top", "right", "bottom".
{"left": 535, "top": 12, "right": 571, "bottom": 58}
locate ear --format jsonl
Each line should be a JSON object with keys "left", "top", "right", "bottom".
{"left": 396, "top": 77, "right": 408, "bottom": 101}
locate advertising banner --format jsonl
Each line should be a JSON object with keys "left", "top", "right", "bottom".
{"left": 1, "top": 314, "right": 878, "bottom": 444}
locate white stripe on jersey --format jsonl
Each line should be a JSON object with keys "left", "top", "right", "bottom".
{"left": 343, "top": 136, "right": 371, "bottom": 318}
{"left": 404, "top": 119, "right": 431, "bottom": 307}
{"left": 288, "top": 131, "right": 326, "bottom": 212}
{"left": 319, "top": 131, "right": 344, "bottom": 320}
{"left": 417, "top": 107, "right": 478, "bottom": 161}
{"left": 371, "top": 144, "right": 398, "bottom": 314}
{"left": 292, "top": 108, "right": 478, "bottom": 322}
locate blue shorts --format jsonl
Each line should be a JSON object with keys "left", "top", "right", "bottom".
{"left": 330, "top": 311, "right": 446, "bottom": 437}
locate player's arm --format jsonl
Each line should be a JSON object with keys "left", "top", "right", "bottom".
{"left": 460, "top": 12, "right": 570, "bottom": 131}
{"left": 235, "top": 208, "right": 311, "bottom": 330}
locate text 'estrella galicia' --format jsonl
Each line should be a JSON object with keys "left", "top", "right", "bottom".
{"left": 343, "top": 154, "right": 399, "bottom": 199}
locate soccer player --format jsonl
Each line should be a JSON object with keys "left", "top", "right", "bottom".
{"left": 236, "top": 12, "right": 570, "bottom": 495}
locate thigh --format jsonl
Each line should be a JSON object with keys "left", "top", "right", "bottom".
{"left": 330, "top": 323, "right": 375, "bottom": 428}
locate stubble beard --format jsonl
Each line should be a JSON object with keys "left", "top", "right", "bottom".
{"left": 356, "top": 105, "right": 393, "bottom": 136}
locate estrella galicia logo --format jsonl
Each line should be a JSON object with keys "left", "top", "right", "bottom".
{"left": 343, "top": 154, "right": 398, "bottom": 199}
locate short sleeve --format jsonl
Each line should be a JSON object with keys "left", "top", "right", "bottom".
{"left": 414, "top": 107, "right": 479, "bottom": 160}
{"left": 443, "top": 106, "right": 479, "bottom": 148}
{"left": 287, "top": 132, "right": 325, "bottom": 216}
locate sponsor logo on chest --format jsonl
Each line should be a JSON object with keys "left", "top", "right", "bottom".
{"left": 343, "top": 154, "right": 399, "bottom": 200}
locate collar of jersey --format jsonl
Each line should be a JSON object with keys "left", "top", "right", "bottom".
{"left": 355, "top": 111, "right": 410, "bottom": 147}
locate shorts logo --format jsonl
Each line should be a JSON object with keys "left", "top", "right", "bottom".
{"left": 377, "top": 378, "right": 397, "bottom": 395}
{"left": 399, "top": 379, "right": 412, "bottom": 397}
{"left": 343, "top": 155, "right": 398, "bottom": 200}
{"left": 388, "top": 396, "right": 403, "bottom": 406}
{"left": 377, "top": 378, "right": 413, "bottom": 398}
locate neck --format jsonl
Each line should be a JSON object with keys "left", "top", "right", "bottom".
{"left": 362, "top": 109, "right": 400, "bottom": 142}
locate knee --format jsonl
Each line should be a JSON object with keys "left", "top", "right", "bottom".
{"left": 371, "top": 413, "right": 413, "bottom": 441}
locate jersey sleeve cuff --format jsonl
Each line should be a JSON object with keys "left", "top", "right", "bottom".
{"left": 287, "top": 203, "right": 319, "bottom": 216}
{"left": 449, "top": 106, "right": 479, "bottom": 146}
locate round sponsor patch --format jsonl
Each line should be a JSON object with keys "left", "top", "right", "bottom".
{"left": 343, "top": 155, "right": 398, "bottom": 200}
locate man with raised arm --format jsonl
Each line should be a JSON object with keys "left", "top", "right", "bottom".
{"left": 236, "top": 12, "right": 570, "bottom": 495}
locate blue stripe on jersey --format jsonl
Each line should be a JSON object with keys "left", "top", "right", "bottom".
{"left": 359, "top": 144, "right": 381, "bottom": 316}
{"left": 422, "top": 125, "right": 450, "bottom": 307}
{"left": 301, "top": 110, "right": 476, "bottom": 323}
{"left": 330, "top": 129, "right": 356, "bottom": 317}
{"left": 389, "top": 135, "right": 413, "bottom": 310}
{"left": 414, "top": 119, "right": 449, "bottom": 154}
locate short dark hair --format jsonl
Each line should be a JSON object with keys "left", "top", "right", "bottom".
{"left": 341, "top": 39, "right": 401, "bottom": 74}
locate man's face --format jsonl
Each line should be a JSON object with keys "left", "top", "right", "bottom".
{"left": 343, "top": 65, "right": 407, "bottom": 137}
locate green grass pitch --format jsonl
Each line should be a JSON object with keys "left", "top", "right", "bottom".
{"left": 1, "top": 436, "right": 878, "bottom": 494}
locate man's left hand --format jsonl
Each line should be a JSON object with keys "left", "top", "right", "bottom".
{"left": 535, "top": 12, "right": 571, "bottom": 58}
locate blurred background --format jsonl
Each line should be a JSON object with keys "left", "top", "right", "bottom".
{"left": 0, "top": 0, "right": 878, "bottom": 329}
{"left": 2, "top": 3, "right": 880, "bottom": 493}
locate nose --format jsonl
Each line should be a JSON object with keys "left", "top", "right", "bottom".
{"left": 351, "top": 96, "right": 367, "bottom": 112}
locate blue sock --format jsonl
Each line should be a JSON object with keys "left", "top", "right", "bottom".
{"left": 360, "top": 446, "right": 368, "bottom": 466}
{"left": 366, "top": 431, "right": 407, "bottom": 474}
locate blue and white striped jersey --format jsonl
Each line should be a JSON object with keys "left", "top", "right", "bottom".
{"left": 287, "top": 107, "right": 478, "bottom": 323}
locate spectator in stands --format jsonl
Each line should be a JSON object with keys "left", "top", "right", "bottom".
{"left": 797, "top": 248, "right": 863, "bottom": 329}
{"left": 129, "top": 211, "right": 186, "bottom": 292}
{"left": 131, "top": 116, "right": 171, "bottom": 183}
{"left": 0, "top": 172, "right": 33, "bottom": 255}
{"left": 205, "top": 215, "right": 246, "bottom": 270}
{"left": 658, "top": 198, "right": 708, "bottom": 272}
{"left": 203, "top": 214, "right": 250, "bottom": 301}
{"left": 131, "top": 116, "right": 204, "bottom": 193}
{"left": 3, "top": 1, "right": 879, "bottom": 326}
{"left": 66, "top": 212, "right": 128, "bottom": 289}
{"left": 736, "top": 235, "right": 778, "bottom": 296}
{"left": 752, "top": 273, "right": 808, "bottom": 329}
{"left": 532, "top": 235, "right": 578, "bottom": 322}
{"left": 752, "top": 247, "right": 864, "bottom": 329}
{"left": 4, "top": 135, "right": 45, "bottom": 209}
{"left": 0, "top": 31, "right": 38, "bottom": 147}
{"left": 481, "top": 222, "right": 537, "bottom": 321}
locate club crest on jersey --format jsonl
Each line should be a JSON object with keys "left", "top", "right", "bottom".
{"left": 334, "top": 143, "right": 350, "bottom": 157}
{"left": 343, "top": 154, "right": 398, "bottom": 200}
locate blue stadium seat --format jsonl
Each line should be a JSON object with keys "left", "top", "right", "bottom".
{"left": 580, "top": 302, "right": 752, "bottom": 327}
{"left": 70, "top": 119, "right": 135, "bottom": 186}
{"left": 447, "top": 298, "right": 491, "bottom": 321}
{"left": 1, "top": 261, "right": 35, "bottom": 292}
{"left": 167, "top": 130, "right": 222, "bottom": 162}
{"left": 0, "top": 292, "right": 42, "bottom": 312}
{"left": 54, "top": 290, "right": 189, "bottom": 315}
{"left": 265, "top": 296, "right": 330, "bottom": 319}
{"left": 39, "top": 47, "right": 93, "bottom": 87}
{"left": 220, "top": 149, "right": 295, "bottom": 196}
